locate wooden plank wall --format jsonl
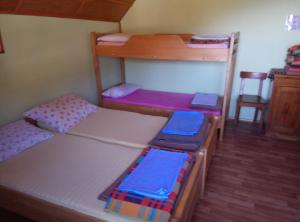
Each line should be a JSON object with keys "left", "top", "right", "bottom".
{"left": 0, "top": 0, "right": 135, "bottom": 22}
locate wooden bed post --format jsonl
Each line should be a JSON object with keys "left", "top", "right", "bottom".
{"left": 220, "top": 32, "right": 239, "bottom": 140}
{"left": 118, "top": 22, "right": 122, "bottom": 33}
{"left": 119, "top": 22, "right": 126, "bottom": 84}
{"left": 120, "top": 58, "right": 126, "bottom": 83}
{"left": 91, "top": 32, "right": 104, "bottom": 106}
{"left": 200, "top": 149, "right": 207, "bottom": 199}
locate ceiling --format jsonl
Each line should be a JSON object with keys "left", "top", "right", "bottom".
{"left": 0, "top": 0, "right": 135, "bottom": 22}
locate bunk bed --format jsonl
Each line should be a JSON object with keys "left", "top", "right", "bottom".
{"left": 91, "top": 32, "right": 239, "bottom": 140}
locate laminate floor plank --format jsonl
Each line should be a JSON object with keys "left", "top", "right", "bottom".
{"left": 192, "top": 121, "right": 300, "bottom": 222}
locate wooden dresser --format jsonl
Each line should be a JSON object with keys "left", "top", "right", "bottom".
{"left": 267, "top": 74, "right": 300, "bottom": 140}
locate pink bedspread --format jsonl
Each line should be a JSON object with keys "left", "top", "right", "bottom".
{"left": 103, "top": 89, "right": 221, "bottom": 115}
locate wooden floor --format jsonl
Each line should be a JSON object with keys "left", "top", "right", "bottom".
{"left": 1, "top": 122, "right": 300, "bottom": 222}
{"left": 192, "top": 122, "right": 300, "bottom": 222}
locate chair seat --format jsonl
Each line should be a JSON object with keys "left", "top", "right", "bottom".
{"left": 238, "top": 95, "right": 267, "bottom": 104}
{"left": 235, "top": 71, "right": 268, "bottom": 132}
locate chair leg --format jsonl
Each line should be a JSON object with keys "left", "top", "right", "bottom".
{"left": 259, "top": 108, "right": 265, "bottom": 132}
{"left": 235, "top": 104, "right": 241, "bottom": 125}
{"left": 254, "top": 108, "right": 259, "bottom": 124}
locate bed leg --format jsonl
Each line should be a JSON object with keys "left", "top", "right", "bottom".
{"left": 200, "top": 150, "right": 207, "bottom": 199}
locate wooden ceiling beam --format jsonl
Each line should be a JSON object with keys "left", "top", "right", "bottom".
{"left": 0, "top": 0, "right": 135, "bottom": 23}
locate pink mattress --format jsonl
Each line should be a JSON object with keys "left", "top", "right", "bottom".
{"left": 103, "top": 89, "right": 221, "bottom": 116}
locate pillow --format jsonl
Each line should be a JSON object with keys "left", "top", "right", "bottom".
{"left": 102, "top": 83, "right": 141, "bottom": 98}
{"left": 0, "top": 120, "right": 53, "bottom": 162}
{"left": 24, "top": 94, "right": 99, "bottom": 133}
{"left": 97, "top": 33, "right": 131, "bottom": 42}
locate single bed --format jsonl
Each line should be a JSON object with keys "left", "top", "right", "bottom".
{"left": 23, "top": 94, "right": 217, "bottom": 177}
{"left": 67, "top": 107, "right": 168, "bottom": 148}
{"left": 102, "top": 89, "right": 222, "bottom": 118}
{"left": 66, "top": 107, "right": 218, "bottom": 177}
{"left": 0, "top": 133, "right": 205, "bottom": 222}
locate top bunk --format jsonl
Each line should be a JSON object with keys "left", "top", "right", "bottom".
{"left": 91, "top": 32, "right": 239, "bottom": 62}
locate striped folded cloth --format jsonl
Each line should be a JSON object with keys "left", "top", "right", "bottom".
{"left": 286, "top": 55, "right": 300, "bottom": 65}
{"left": 288, "top": 45, "right": 300, "bottom": 52}
{"left": 117, "top": 149, "right": 188, "bottom": 200}
{"left": 104, "top": 147, "right": 194, "bottom": 222}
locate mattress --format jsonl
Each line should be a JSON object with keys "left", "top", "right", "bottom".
{"left": 104, "top": 89, "right": 222, "bottom": 116}
{"left": 0, "top": 134, "right": 143, "bottom": 222}
{"left": 67, "top": 107, "right": 168, "bottom": 148}
{"left": 97, "top": 42, "right": 228, "bottom": 48}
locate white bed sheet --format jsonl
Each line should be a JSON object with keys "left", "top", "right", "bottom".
{"left": 0, "top": 134, "right": 143, "bottom": 222}
{"left": 67, "top": 108, "right": 168, "bottom": 148}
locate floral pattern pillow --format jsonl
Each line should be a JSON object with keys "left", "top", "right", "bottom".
{"left": 24, "top": 94, "right": 99, "bottom": 133}
{"left": 0, "top": 120, "right": 53, "bottom": 162}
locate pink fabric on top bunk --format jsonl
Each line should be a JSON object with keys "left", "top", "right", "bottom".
{"left": 103, "top": 89, "right": 221, "bottom": 115}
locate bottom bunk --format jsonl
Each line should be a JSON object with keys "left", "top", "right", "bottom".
{"left": 102, "top": 89, "right": 222, "bottom": 119}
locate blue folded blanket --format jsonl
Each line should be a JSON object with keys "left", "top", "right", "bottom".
{"left": 117, "top": 148, "right": 188, "bottom": 200}
{"left": 191, "top": 93, "right": 218, "bottom": 106}
{"left": 162, "top": 111, "right": 204, "bottom": 136}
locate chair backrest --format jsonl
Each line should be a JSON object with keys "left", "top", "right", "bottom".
{"left": 239, "top": 71, "right": 268, "bottom": 96}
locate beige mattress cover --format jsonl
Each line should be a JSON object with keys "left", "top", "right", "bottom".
{"left": 0, "top": 134, "right": 143, "bottom": 222}
{"left": 67, "top": 108, "right": 167, "bottom": 148}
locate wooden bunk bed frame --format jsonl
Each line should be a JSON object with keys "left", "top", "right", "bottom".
{"left": 91, "top": 31, "right": 239, "bottom": 140}
{"left": 0, "top": 116, "right": 218, "bottom": 222}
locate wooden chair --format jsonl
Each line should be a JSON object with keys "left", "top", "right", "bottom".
{"left": 235, "top": 71, "right": 268, "bottom": 131}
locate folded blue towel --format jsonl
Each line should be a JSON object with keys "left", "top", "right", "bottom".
{"left": 162, "top": 111, "right": 204, "bottom": 136}
{"left": 117, "top": 149, "right": 188, "bottom": 200}
{"left": 191, "top": 93, "right": 218, "bottom": 106}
